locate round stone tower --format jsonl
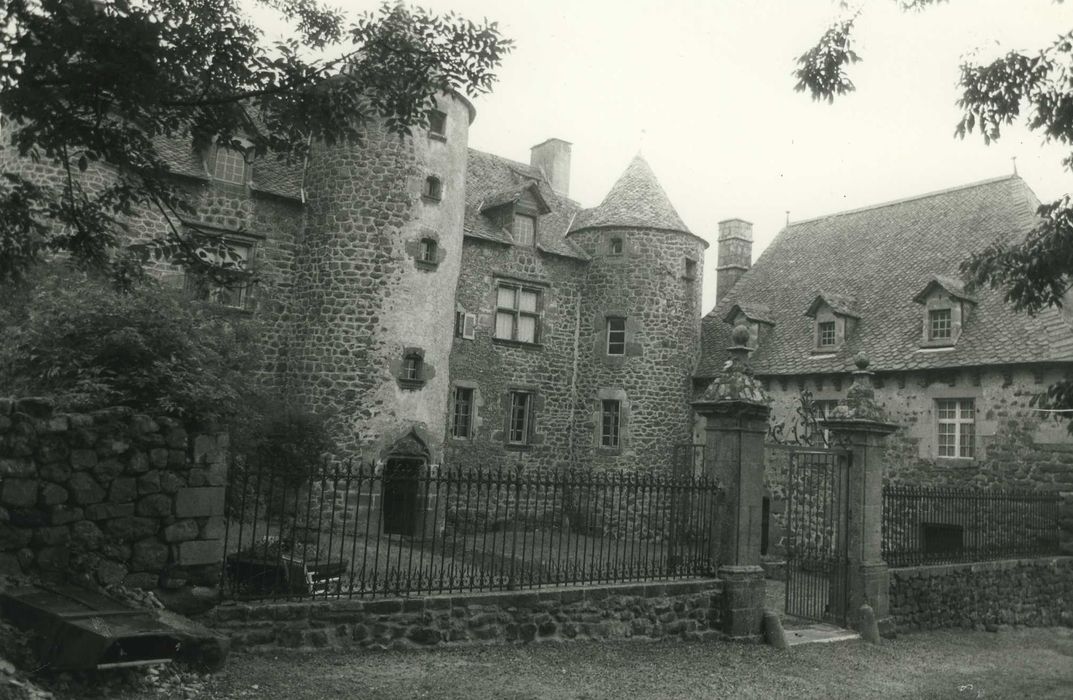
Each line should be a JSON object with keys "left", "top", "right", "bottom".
{"left": 568, "top": 155, "right": 708, "bottom": 472}
{"left": 286, "top": 92, "right": 474, "bottom": 464}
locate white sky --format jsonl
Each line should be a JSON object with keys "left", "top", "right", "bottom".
{"left": 260, "top": 0, "right": 1073, "bottom": 315}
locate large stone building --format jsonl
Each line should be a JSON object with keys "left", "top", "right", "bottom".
{"left": 699, "top": 175, "right": 1073, "bottom": 490}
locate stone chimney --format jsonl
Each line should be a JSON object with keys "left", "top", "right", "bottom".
{"left": 716, "top": 219, "right": 753, "bottom": 305}
{"left": 530, "top": 138, "right": 572, "bottom": 198}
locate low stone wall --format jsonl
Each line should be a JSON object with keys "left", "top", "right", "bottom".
{"left": 0, "top": 397, "right": 228, "bottom": 610}
{"left": 889, "top": 556, "right": 1073, "bottom": 632}
{"left": 206, "top": 579, "right": 723, "bottom": 650}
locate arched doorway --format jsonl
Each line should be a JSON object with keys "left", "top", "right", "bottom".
{"left": 382, "top": 430, "right": 430, "bottom": 536}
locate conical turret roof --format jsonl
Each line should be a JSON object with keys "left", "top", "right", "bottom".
{"left": 570, "top": 154, "right": 691, "bottom": 234}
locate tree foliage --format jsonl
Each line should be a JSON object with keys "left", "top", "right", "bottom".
{"left": 796, "top": 0, "right": 1073, "bottom": 414}
{"left": 0, "top": 0, "right": 512, "bottom": 285}
{"left": 0, "top": 266, "right": 261, "bottom": 420}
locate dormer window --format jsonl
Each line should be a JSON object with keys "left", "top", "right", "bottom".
{"left": 428, "top": 110, "right": 447, "bottom": 139}
{"left": 928, "top": 308, "right": 952, "bottom": 341}
{"left": 817, "top": 321, "right": 836, "bottom": 347}
{"left": 211, "top": 145, "right": 247, "bottom": 185}
{"left": 913, "top": 275, "right": 975, "bottom": 348}
{"left": 423, "top": 176, "right": 442, "bottom": 201}
{"left": 513, "top": 214, "right": 536, "bottom": 246}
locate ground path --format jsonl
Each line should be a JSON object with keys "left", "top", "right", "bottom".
{"left": 167, "top": 626, "right": 1071, "bottom": 699}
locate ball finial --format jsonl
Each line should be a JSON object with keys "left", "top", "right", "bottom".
{"left": 854, "top": 351, "right": 870, "bottom": 370}
{"left": 731, "top": 324, "right": 751, "bottom": 346}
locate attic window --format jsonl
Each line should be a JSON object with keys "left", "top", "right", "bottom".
{"left": 211, "top": 145, "right": 247, "bottom": 185}
{"left": 423, "top": 176, "right": 442, "bottom": 201}
{"left": 817, "top": 321, "right": 836, "bottom": 347}
{"left": 428, "top": 110, "right": 447, "bottom": 139}
{"left": 929, "top": 308, "right": 952, "bottom": 340}
{"left": 513, "top": 214, "right": 536, "bottom": 246}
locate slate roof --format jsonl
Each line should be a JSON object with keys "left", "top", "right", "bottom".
{"left": 697, "top": 175, "right": 1073, "bottom": 378}
{"left": 464, "top": 149, "right": 588, "bottom": 260}
{"left": 569, "top": 154, "right": 691, "bottom": 234}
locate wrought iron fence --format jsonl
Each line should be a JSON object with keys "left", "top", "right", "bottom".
{"left": 222, "top": 461, "right": 722, "bottom": 600}
{"left": 882, "top": 484, "right": 1062, "bottom": 567}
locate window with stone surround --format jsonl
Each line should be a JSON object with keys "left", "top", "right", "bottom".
{"left": 936, "top": 398, "right": 975, "bottom": 459}
{"left": 606, "top": 317, "right": 626, "bottom": 355}
{"left": 513, "top": 214, "right": 536, "bottom": 246}
{"left": 184, "top": 237, "right": 253, "bottom": 309}
{"left": 494, "top": 282, "right": 541, "bottom": 344}
{"left": 211, "top": 145, "right": 248, "bottom": 185}
{"left": 507, "top": 391, "right": 533, "bottom": 445}
{"left": 397, "top": 349, "right": 427, "bottom": 390}
{"left": 817, "top": 321, "right": 836, "bottom": 347}
{"left": 423, "top": 176, "right": 442, "bottom": 201}
{"left": 403, "top": 353, "right": 422, "bottom": 381}
{"left": 600, "top": 399, "right": 621, "bottom": 448}
{"left": 609, "top": 236, "right": 623, "bottom": 255}
{"left": 929, "top": 308, "right": 952, "bottom": 340}
{"left": 684, "top": 258, "right": 697, "bottom": 279}
{"left": 452, "top": 387, "right": 474, "bottom": 438}
{"left": 428, "top": 109, "right": 447, "bottom": 139}
{"left": 420, "top": 238, "right": 437, "bottom": 264}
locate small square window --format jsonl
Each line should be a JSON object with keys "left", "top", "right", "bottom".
{"left": 507, "top": 391, "right": 533, "bottom": 445}
{"left": 452, "top": 387, "right": 474, "bottom": 438}
{"left": 422, "top": 176, "right": 442, "bottom": 201}
{"left": 818, "top": 321, "right": 836, "bottom": 347}
{"left": 609, "top": 237, "right": 623, "bottom": 255}
{"left": 428, "top": 110, "right": 447, "bottom": 139}
{"left": 513, "top": 214, "right": 536, "bottom": 246}
{"left": 403, "top": 353, "right": 422, "bottom": 381}
{"left": 601, "top": 399, "right": 621, "bottom": 448}
{"left": 929, "top": 308, "right": 952, "bottom": 340}
{"left": 607, "top": 317, "right": 626, "bottom": 355}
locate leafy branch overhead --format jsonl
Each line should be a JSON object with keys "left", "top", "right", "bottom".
{"left": 796, "top": 0, "right": 1073, "bottom": 414}
{"left": 0, "top": 0, "right": 512, "bottom": 285}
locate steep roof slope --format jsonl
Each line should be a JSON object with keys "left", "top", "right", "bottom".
{"left": 464, "top": 149, "right": 588, "bottom": 260}
{"left": 697, "top": 175, "right": 1073, "bottom": 377}
{"left": 569, "top": 154, "right": 690, "bottom": 234}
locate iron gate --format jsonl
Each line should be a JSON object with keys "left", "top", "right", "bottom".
{"left": 784, "top": 449, "right": 850, "bottom": 625}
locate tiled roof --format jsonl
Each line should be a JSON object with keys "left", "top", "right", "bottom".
{"left": 154, "top": 132, "right": 304, "bottom": 201}
{"left": 569, "top": 154, "right": 690, "bottom": 234}
{"left": 723, "top": 302, "right": 775, "bottom": 325}
{"left": 806, "top": 291, "right": 861, "bottom": 319}
{"left": 697, "top": 175, "right": 1073, "bottom": 378}
{"left": 464, "top": 149, "right": 589, "bottom": 260}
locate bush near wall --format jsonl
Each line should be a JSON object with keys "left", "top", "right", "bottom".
{"left": 0, "top": 397, "right": 228, "bottom": 612}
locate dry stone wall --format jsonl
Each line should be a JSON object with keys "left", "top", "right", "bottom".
{"left": 0, "top": 398, "right": 228, "bottom": 610}
{"left": 206, "top": 579, "right": 723, "bottom": 651}
{"left": 889, "top": 556, "right": 1073, "bottom": 631}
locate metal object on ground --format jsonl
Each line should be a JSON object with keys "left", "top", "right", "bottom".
{"left": 0, "top": 585, "right": 180, "bottom": 670}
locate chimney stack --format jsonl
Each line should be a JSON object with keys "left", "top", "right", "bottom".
{"left": 530, "top": 138, "right": 572, "bottom": 198}
{"left": 716, "top": 219, "right": 753, "bottom": 305}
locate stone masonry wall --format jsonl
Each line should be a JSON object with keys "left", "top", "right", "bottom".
{"left": 0, "top": 398, "right": 228, "bottom": 610}
{"left": 206, "top": 579, "right": 722, "bottom": 651}
{"left": 570, "top": 227, "right": 705, "bottom": 473}
{"left": 889, "top": 556, "right": 1073, "bottom": 632}
{"left": 446, "top": 239, "right": 587, "bottom": 471}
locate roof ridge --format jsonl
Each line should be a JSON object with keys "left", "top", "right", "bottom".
{"left": 788, "top": 174, "right": 1022, "bottom": 227}
{"left": 467, "top": 147, "right": 540, "bottom": 175}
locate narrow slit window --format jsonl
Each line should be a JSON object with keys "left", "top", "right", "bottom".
{"left": 684, "top": 259, "right": 697, "bottom": 279}
{"left": 452, "top": 387, "right": 474, "bottom": 438}
{"left": 601, "top": 399, "right": 621, "bottom": 448}
{"left": 508, "top": 391, "right": 532, "bottom": 445}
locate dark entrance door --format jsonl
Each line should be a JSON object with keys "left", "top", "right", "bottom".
{"left": 784, "top": 449, "right": 850, "bottom": 626}
{"left": 382, "top": 458, "right": 423, "bottom": 536}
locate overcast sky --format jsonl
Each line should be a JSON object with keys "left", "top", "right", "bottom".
{"left": 262, "top": 0, "right": 1073, "bottom": 315}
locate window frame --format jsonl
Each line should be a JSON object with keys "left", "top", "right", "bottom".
{"left": 928, "top": 308, "right": 952, "bottom": 341}
{"left": 507, "top": 391, "right": 533, "bottom": 446}
{"left": 494, "top": 282, "right": 542, "bottom": 345}
{"left": 817, "top": 320, "right": 837, "bottom": 348}
{"left": 419, "top": 237, "right": 438, "bottom": 264}
{"left": 183, "top": 235, "right": 254, "bottom": 310}
{"left": 402, "top": 353, "right": 422, "bottom": 381}
{"left": 428, "top": 109, "right": 447, "bottom": 140}
{"left": 609, "top": 236, "right": 624, "bottom": 255}
{"left": 422, "top": 176, "right": 442, "bottom": 202}
{"left": 600, "top": 399, "right": 621, "bottom": 448}
{"left": 452, "top": 387, "right": 474, "bottom": 439}
{"left": 210, "top": 144, "right": 248, "bottom": 185}
{"left": 606, "top": 317, "right": 626, "bottom": 356}
{"left": 512, "top": 213, "right": 537, "bottom": 246}
{"left": 936, "top": 398, "right": 975, "bottom": 459}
